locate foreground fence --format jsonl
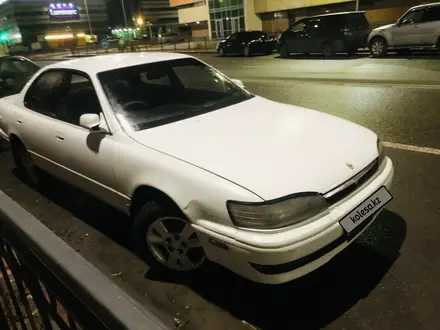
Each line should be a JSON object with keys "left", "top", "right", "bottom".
{"left": 0, "top": 190, "right": 169, "bottom": 329}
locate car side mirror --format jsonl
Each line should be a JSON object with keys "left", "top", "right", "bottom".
{"left": 80, "top": 113, "right": 101, "bottom": 131}
{"left": 232, "top": 79, "right": 245, "bottom": 89}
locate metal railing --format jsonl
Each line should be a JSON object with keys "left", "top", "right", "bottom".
{"left": 0, "top": 190, "right": 170, "bottom": 330}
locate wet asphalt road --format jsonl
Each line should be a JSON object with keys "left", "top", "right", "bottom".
{"left": 1, "top": 54, "right": 440, "bottom": 329}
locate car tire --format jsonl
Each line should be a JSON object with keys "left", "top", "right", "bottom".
{"left": 436, "top": 37, "right": 440, "bottom": 51}
{"left": 218, "top": 47, "right": 225, "bottom": 57}
{"left": 132, "top": 201, "right": 206, "bottom": 275}
{"left": 370, "top": 37, "right": 388, "bottom": 58}
{"left": 11, "top": 140, "right": 41, "bottom": 187}
{"left": 279, "top": 44, "right": 289, "bottom": 58}
{"left": 323, "top": 42, "right": 335, "bottom": 57}
{"left": 243, "top": 46, "right": 252, "bottom": 57}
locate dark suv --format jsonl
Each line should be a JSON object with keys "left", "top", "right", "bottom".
{"left": 277, "top": 11, "right": 370, "bottom": 57}
{"left": 217, "top": 31, "right": 276, "bottom": 57}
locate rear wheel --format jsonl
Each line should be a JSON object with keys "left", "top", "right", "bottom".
{"left": 370, "top": 37, "right": 388, "bottom": 58}
{"left": 323, "top": 42, "right": 335, "bottom": 57}
{"left": 279, "top": 44, "right": 289, "bottom": 58}
{"left": 11, "top": 139, "right": 41, "bottom": 187}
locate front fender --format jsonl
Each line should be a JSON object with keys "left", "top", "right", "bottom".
{"left": 368, "top": 31, "right": 391, "bottom": 47}
{"left": 114, "top": 142, "right": 263, "bottom": 228}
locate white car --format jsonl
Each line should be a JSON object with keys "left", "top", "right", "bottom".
{"left": 368, "top": 2, "right": 440, "bottom": 57}
{"left": 0, "top": 53, "right": 394, "bottom": 284}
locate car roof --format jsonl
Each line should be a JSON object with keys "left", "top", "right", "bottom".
{"left": 307, "top": 11, "right": 366, "bottom": 19}
{"left": 410, "top": 2, "right": 440, "bottom": 10}
{"left": 42, "top": 52, "right": 191, "bottom": 75}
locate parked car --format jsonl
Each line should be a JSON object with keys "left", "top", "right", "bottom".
{"left": 0, "top": 56, "right": 39, "bottom": 142}
{"left": 0, "top": 53, "right": 394, "bottom": 284}
{"left": 277, "top": 11, "right": 370, "bottom": 57}
{"left": 368, "top": 2, "right": 440, "bottom": 57}
{"left": 158, "top": 32, "right": 185, "bottom": 44}
{"left": 217, "top": 31, "right": 276, "bottom": 57}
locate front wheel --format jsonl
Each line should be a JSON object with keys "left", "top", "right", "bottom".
{"left": 218, "top": 47, "right": 225, "bottom": 57}
{"left": 370, "top": 37, "right": 388, "bottom": 58}
{"left": 132, "top": 202, "right": 206, "bottom": 274}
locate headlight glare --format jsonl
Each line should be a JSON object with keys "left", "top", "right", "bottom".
{"left": 227, "top": 194, "right": 328, "bottom": 229}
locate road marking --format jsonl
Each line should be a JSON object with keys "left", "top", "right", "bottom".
{"left": 384, "top": 141, "right": 440, "bottom": 156}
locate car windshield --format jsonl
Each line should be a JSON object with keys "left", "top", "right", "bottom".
{"left": 98, "top": 58, "right": 253, "bottom": 132}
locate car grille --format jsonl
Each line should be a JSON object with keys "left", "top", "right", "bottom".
{"left": 324, "top": 158, "right": 379, "bottom": 205}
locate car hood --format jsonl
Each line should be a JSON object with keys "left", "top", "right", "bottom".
{"left": 129, "top": 97, "right": 378, "bottom": 201}
{"left": 373, "top": 23, "right": 395, "bottom": 31}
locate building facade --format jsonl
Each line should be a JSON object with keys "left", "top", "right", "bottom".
{"left": 0, "top": 0, "right": 109, "bottom": 46}
{"left": 170, "top": 0, "right": 209, "bottom": 38}
{"left": 139, "top": 0, "right": 178, "bottom": 25}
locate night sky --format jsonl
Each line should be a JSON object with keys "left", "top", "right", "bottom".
{"left": 105, "top": 0, "right": 139, "bottom": 27}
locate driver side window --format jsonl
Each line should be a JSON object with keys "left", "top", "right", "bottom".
{"left": 400, "top": 9, "right": 424, "bottom": 25}
{"left": 57, "top": 72, "right": 102, "bottom": 126}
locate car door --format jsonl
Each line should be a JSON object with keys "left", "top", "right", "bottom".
{"left": 286, "top": 21, "right": 308, "bottom": 53}
{"left": 392, "top": 9, "right": 425, "bottom": 46}
{"left": 20, "top": 69, "right": 68, "bottom": 169}
{"left": 223, "top": 33, "right": 241, "bottom": 54}
{"left": 48, "top": 71, "right": 124, "bottom": 209}
{"left": 303, "top": 19, "right": 326, "bottom": 53}
{"left": 0, "top": 57, "right": 39, "bottom": 98}
{"left": 418, "top": 6, "right": 440, "bottom": 46}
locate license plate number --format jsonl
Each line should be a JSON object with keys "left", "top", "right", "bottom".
{"left": 339, "top": 186, "right": 393, "bottom": 233}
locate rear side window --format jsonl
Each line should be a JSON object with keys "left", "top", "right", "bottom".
{"left": 291, "top": 22, "right": 306, "bottom": 33}
{"left": 345, "top": 14, "right": 369, "bottom": 29}
{"left": 24, "top": 70, "right": 65, "bottom": 117}
{"left": 422, "top": 6, "right": 440, "bottom": 22}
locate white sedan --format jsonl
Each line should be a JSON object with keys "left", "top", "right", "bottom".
{"left": 0, "top": 53, "right": 394, "bottom": 284}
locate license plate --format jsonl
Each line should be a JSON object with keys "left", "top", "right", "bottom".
{"left": 339, "top": 186, "right": 393, "bottom": 234}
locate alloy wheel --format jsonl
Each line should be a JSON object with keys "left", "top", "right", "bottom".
{"left": 372, "top": 41, "right": 383, "bottom": 55}
{"left": 146, "top": 217, "right": 205, "bottom": 271}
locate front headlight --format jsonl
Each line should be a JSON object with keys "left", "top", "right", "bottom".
{"left": 227, "top": 194, "right": 328, "bottom": 229}
{"left": 377, "top": 137, "right": 385, "bottom": 164}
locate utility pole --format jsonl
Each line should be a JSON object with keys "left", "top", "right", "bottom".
{"left": 355, "top": 0, "right": 359, "bottom": 11}
{"left": 83, "top": 0, "right": 93, "bottom": 37}
{"left": 121, "top": 0, "right": 129, "bottom": 38}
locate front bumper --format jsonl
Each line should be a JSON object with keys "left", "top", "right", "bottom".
{"left": 194, "top": 156, "right": 394, "bottom": 284}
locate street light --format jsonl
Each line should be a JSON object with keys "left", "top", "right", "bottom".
{"left": 137, "top": 18, "right": 143, "bottom": 25}
{"left": 355, "top": 0, "right": 359, "bottom": 11}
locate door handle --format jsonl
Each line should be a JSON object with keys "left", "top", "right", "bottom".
{"left": 55, "top": 135, "right": 64, "bottom": 141}
{"left": 17, "top": 120, "right": 22, "bottom": 124}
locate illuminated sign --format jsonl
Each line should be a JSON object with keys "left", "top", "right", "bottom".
{"left": 48, "top": 3, "right": 80, "bottom": 20}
